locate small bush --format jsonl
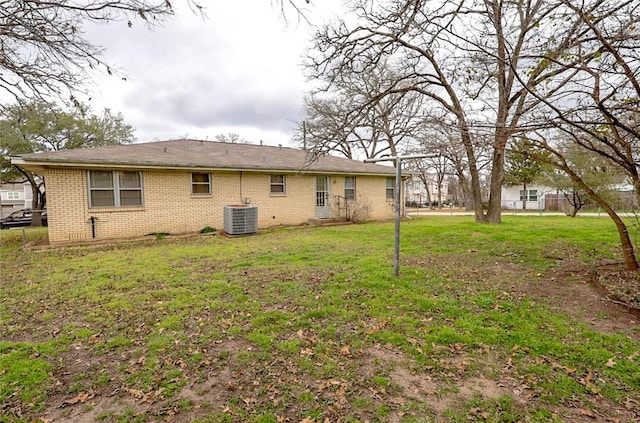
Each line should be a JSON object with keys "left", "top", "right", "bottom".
{"left": 349, "top": 195, "right": 372, "bottom": 223}
{"left": 200, "top": 226, "right": 216, "bottom": 234}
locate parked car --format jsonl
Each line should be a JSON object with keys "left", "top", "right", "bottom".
{"left": 0, "top": 208, "right": 47, "bottom": 229}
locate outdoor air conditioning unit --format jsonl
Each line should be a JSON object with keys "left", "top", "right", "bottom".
{"left": 223, "top": 205, "right": 258, "bottom": 235}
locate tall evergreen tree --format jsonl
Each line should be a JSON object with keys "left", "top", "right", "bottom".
{"left": 504, "top": 139, "right": 547, "bottom": 210}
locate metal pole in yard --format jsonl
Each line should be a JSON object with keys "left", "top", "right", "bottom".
{"left": 365, "top": 154, "right": 437, "bottom": 277}
{"left": 394, "top": 159, "right": 402, "bottom": 276}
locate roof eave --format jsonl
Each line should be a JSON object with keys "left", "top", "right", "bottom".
{"left": 10, "top": 157, "right": 398, "bottom": 177}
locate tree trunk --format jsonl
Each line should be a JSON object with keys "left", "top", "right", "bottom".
{"left": 456, "top": 177, "right": 473, "bottom": 211}
{"left": 564, "top": 165, "right": 638, "bottom": 270}
{"left": 31, "top": 210, "right": 43, "bottom": 226}
{"left": 452, "top": 163, "right": 472, "bottom": 211}
{"left": 605, "top": 205, "right": 638, "bottom": 271}
{"left": 471, "top": 172, "right": 487, "bottom": 222}
{"left": 484, "top": 143, "right": 506, "bottom": 223}
{"left": 30, "top": 180, "right": 39, "bottom": 210}
{"left": 570, "top": 191, "right": 582, "bottom": 217}
{"left": 459, "top": 125, "right": 488, "bottom": 222}
{"left": 15, "top": 167, "right": 45, "bottom": 227}
{"left": 30, "top": 183, "right": 45, "bottom": 227}
{"left": 522, "top": 182, "right": 527, "bottom": 210}
{"left": 483, "top": 0, "right": 509, "bottom": 225}
{"left": 421, "top": 173, "right": 432, "bottom": 205}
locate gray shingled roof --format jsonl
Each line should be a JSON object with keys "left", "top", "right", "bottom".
{"left": 13, "top": 139, "right": 398, "bottom": 176}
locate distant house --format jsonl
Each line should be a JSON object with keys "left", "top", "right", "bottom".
{"left": 501, "top": 184, "right": 556, "bottom": 210}
{"left": 10, "top": 139, "right": 402, "bottom": 244}
{"left": 405, "top": 174, "right": 450, "bottom": 207}
{"left": 0, "top": 182, "right": 32, "bottom": 216}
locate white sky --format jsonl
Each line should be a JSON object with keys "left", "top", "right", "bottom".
{"left": 81, "top": 1, "right": 343, "bottom": 147}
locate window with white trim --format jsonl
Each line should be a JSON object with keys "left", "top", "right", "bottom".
{"left": 7, "top": 192, "right": 20, "bottom": 200}
{"left": 344, "top": 176, "right": 356, "bottom": 200}
{"left": 89, "top": 170, "right": 143, "bottom": 208}
{"left": 270, "top": 174, "right": 286, "bottom": 194}
{"left": 386, "top": 177, "right": 395, "bottom": 200}
{"left": 191, "top": 172, "right": 211, "bottom": 194}
{"left": 519, "top": 189, "right": 538, "bottom": 201}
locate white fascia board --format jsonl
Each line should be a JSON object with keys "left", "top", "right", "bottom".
{"left": 9, "top": 158, "right": 396, "bottom": 177}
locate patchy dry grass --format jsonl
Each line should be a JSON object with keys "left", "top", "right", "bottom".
{"left": 1, "top": 217, "right": 639, "bottom": 422}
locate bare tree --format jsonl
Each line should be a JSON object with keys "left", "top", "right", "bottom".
{"left": 532, "top": 130, "right": 638, "bottom": 270}
{"left": 306, "top": 0, "right": 601, "bottom": 223}
{"left": 521, "top": 0, "right": 640, "bottom": 270}
{"left": 0, "top": 1, "right": 202, "bottom": 102}
{"left": 540, "top": 140, "right": 622, "bottom": 217}
{"left": 1, "top": 0, "right": 307, "bottom": 103}
{"left": 299, "top": 95, "right": 363, "bottom": 159}
{"left": 214, "top": 133, "right": 249, "bottom": 144}
{"left": 299, "top": 61, "right": 424, "bottom": 161}
{"left": 408, "top": 115, "right": 493, "bottom": 211}
{"left": 537, "top": 0, "right": 640, "bottom": 204}
{"left": 561, "top": 185, "right": 590, "bottom": 217}
{"left": 408, "top": 124, "right": 456, "bottom": 209}
{"left": 409, "top": 155, "right": 449, "bottom": 208}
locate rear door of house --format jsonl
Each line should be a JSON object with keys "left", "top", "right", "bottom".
{"left": 315, "top": 176, "right": 331, "bottom": 218}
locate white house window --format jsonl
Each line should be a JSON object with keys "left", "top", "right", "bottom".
{"left": 344, "top": 176, "right": 356, "bottom": 200}
{"left": 89, "top": 171, "right": 143, "bottom": 208}
{"left": 191, "top": 172, "right": 211, "bottom": 194}
{"left": 270, "top": 174, "right": 286, "bottom": 194}
{"left": 386, "top": 177, "right": 395, "bottom": 200}
{"left": 7, "top": 192, "right": 20, "bottom": 200}
{"left": 519, "top": 189, "right": 538, "bottom": 201}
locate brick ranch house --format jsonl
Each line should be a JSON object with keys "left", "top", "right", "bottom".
{"left": 10, "top": 139, "right": 402, "bottom": 245}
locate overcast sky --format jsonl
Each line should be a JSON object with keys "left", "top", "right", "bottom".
{"left": 82, "top": 1, "right": 342, "bottom": 147}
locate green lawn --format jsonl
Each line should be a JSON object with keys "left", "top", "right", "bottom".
{"left": 1, "top": 216, "right": 638, "bottom": 422}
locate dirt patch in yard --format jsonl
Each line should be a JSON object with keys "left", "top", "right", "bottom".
{"left": 589, "top": 261, "right": 640, "bottom": 317}
{"left": 41, "top": 339, "right": 253, "bottom": 422}
{"left": 517, "top": 260, "right": 639, "bottom": 338}
{"left": 6, "top": 253, "right": 639, "bottom": 422}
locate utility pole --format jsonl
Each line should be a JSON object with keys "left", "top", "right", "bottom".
{"left": 365, "top": 154, "right": 436, "bottom": 276}
{"left": 302, "top": 121, "right": 307, "bottom": 150}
